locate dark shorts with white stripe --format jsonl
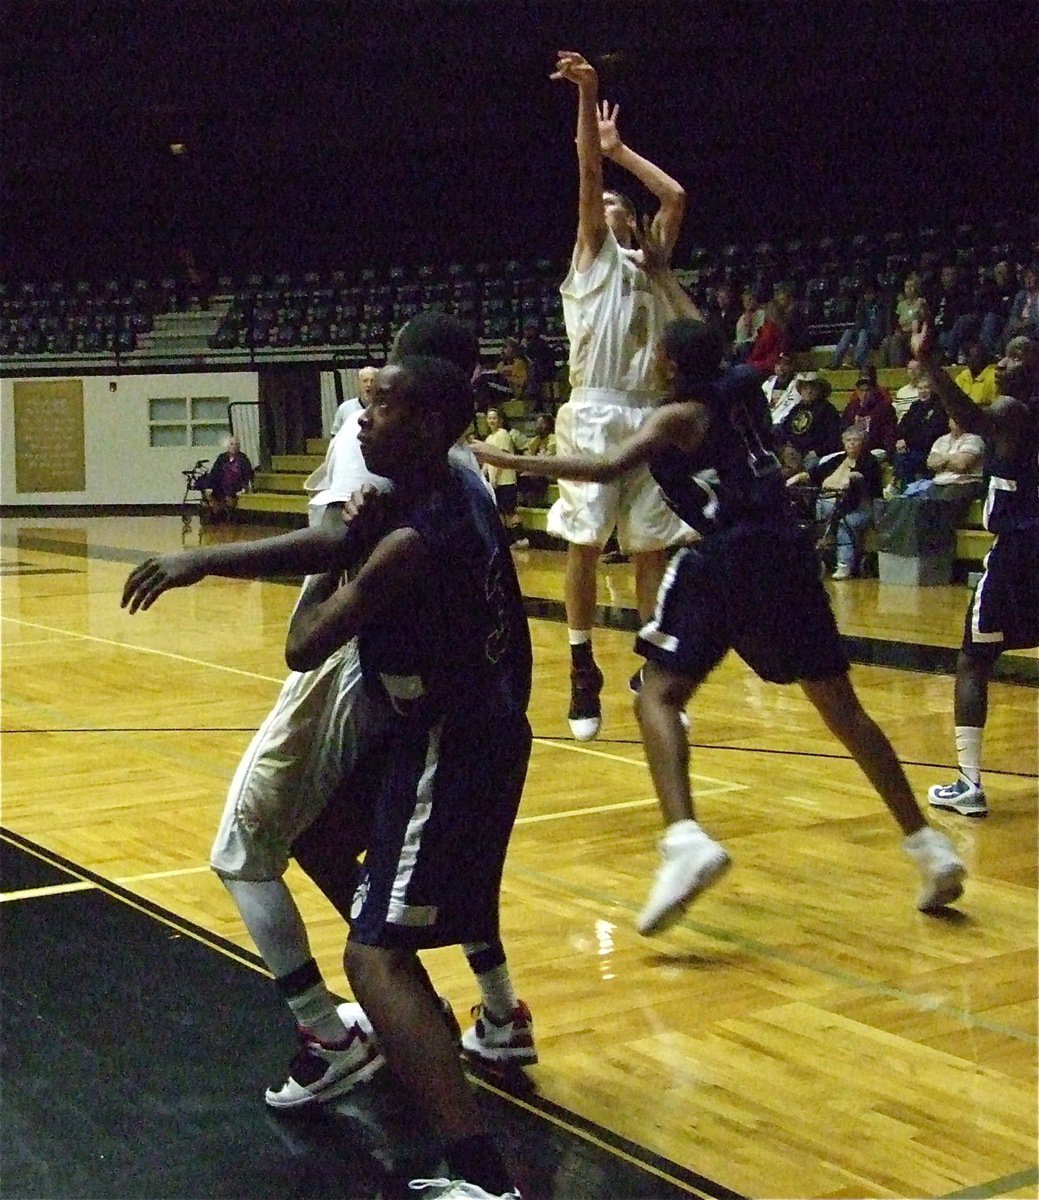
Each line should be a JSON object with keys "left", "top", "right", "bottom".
{"left": 962, "top": 524, "right": 1039, "bottom": 663}
{"left": 635, "top": 521, "right": 850, "bottom": 686}
{"left": 348, "top": 707, "right": 531, "bottom": 950}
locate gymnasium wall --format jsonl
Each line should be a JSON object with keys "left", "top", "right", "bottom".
{"left": 0, "top": 372, "right": 259, "bottom": 508}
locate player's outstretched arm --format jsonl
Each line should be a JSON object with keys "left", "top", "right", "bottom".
{"left": 121, "top": 485, "right": 397, "bottom": 614}
{"left": 471, "top": 403, "right": 705, "bottom": 485}
{"left": 552, "top": 50, "right": 607, "bottom": 269}
{"left": 121, "top": 524, "right": 350, "bottom": 614}
{"left": 598, "top": 99, "right": 686, "bottom": 258}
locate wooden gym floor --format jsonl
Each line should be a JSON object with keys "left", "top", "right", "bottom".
{"left": 1, "top": 514, "right": 1036, "bottom": 1200}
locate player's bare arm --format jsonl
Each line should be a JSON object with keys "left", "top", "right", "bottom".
{"left": 471, "top": 403, "right": 708, "bottom": 484}
{"left": 121, "top": 524, "right": 355, "bottom": 614}
{"left": 120, "top": 484, "right": 396, "bottom": 615}
{"left": 552, "top": 50, "right": 607, "bottom": 271}
{"left": 598, "top": 99, "right": 686, "bottom": 258}
{"left": 285, "top": 527, "right": 425, "bottom": 672}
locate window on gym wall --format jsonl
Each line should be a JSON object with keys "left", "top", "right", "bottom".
{"left": 148, "top": 396, "right": 229, "bottom": 447}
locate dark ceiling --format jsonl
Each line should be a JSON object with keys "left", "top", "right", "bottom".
{"left": 2, "top": 0, "right": 1036, "bottom": 279}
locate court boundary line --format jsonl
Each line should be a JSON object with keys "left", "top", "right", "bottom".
{"left": 0, "top": 826, "right": 748, "bottom": 1200}
{"left": 937, "top": 1165, "right": 1039, "bottom": 1199}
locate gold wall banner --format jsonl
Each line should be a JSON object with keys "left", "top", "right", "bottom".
{"left": 12, "top": 380, "right": 87, "bottom": 493}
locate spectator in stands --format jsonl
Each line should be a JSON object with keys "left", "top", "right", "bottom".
{"left": 708, "top": 281, "right": 742, "bottom": 347}
{"left": 926, "top": 415, "right": 986, "bottom": 501}
{"left": 517, "top": 412, "right": 556, "bottom": 506}
{"left": 495, "top": 336, "right": 529, "bottom": 400}
{"left": 975, "top": 261, "right": 1017, "bottom": 357}
{"left": 473, "top": 361, "right": 514, "bottom": 415}
{"left": 732, "top": 288, "right": 765, "bottom": 362}
{"left": 954, "top": 341, "right": 999, "bottom": 407}
{"left": 482, "top": 407, "right": 526, "bottom": 543}
{"left": 841, "top": 365, "right": 897, "bottom": 457}
{"left": 774, "top": 280, "right": 811, "bottom": 356}
{"left": 1003, "top": 264, "right": 1039, "bottom": 344}
{"left": 930, "top": 264, "right": 974, "bottom": 363}
{"left": 893, "top": 380, "right": 949, "bottom": 488}
{"left": 789, "top": 426, "right": 883, "bottom": 579}
{"left": 761, "top": 351, "right": 801, "bottom": 428}
{"left": 520, "top": 320, "right": 558, "bottom": 411}
{"left": 201, "top": 435, "right": 254, "bottom": 522}
{"left": 882, "top": 273, "right": 925, "bottom": 368}
{"left": 778, "top": 372, "right": 843, "bottom": 469}
{"left": 330, "top": 365, "right": 378, "bottom": 435}
{"left": 893, "top": 359, "right": 925, "bottom": 420}
{"left": 830, "top": 279, "right": 885, "bottom": 371}
{"left": 746, "top": 300, "right": 787, "bottom": 376}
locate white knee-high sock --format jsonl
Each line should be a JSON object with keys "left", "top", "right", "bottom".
{"left": 955, "top": 725, "right": 984, "bottom": 787}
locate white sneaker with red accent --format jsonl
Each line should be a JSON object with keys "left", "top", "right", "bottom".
{"left": 264, "top": 1021, "right": 384, "bottom": 1109}
{"left": 461, "top": 1000, "right": 537, "bottom": 1066}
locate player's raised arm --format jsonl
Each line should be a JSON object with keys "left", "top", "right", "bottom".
{"left": 599, "top": 98, "right": 686, "bottom": 258}
{"left": 552, "top": 51, "right": 608, "bottom": 270}
{"left": 911, "top": 310, "right": 996, "bottom": 440}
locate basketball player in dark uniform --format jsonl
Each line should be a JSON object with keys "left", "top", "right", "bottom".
{"left": 473, "top": 261, "right": 966, "bottom": 936}
{"left": 124, "top": 350, "right": 529, "bottom": 1199}
{"left": 284, "top": 355, "right": 530, "bottom": 1200}
{"left": 914, "top": 329, "right": 1039, "bottom": 818}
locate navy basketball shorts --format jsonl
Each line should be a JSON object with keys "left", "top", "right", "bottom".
{"left": 348, "top": 709, "right": 531, "bottom": 950}
{"left": 636, "top": 522, "right": 850, "bottom": 685}
{"left": 962, "top": 525, "right": 1039, "bottom": 662}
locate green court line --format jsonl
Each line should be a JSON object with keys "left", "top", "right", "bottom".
{"left": 939, "top": 1165, "right": 1039, "bottom": 1198}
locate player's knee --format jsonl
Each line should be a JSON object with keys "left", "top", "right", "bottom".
{"left": 641, "top": 662, "right": 694, "bottom": 711}
{"left": 344, "top": 940, "right": 408, "bottom": 996}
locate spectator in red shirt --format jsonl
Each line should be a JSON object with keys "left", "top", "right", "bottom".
{"left": 841, "top": 365, "right": 897, "bottom": 457}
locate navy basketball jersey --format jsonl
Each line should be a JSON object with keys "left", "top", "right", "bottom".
{"left": 359, "top": 466, "right": 532, "bottom": 719}
{"left": 650, "top": 365, "right": 790, "bottom": 535}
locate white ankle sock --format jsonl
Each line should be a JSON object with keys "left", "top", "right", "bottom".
{"left": 287, "top": 983, "right": 350, "bottom": 1045}
{"left": 473, "top": 964, "right": 517, "bottom": 1022}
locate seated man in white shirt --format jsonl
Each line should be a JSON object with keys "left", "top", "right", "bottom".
{"left": 762, "top": 352, "right": 801, "bottom": 427}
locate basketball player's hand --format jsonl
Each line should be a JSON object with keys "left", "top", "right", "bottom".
{"left": 633, "top": 214, "right": 669, "bottom": 274}
{"left": 121, "top": 552, "right": 206, "bottom": 614}
{"left": 551, "top": 51, "right": 597, "bottom": 90}
{"left": 340, "top": 483, "right": 394, "bottom": 550}
{"left": 597, "top": 100, "right": 622, "bottom": 157}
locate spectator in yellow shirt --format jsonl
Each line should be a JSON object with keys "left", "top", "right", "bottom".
{"left": 495, "top": 337, "right": 529, "bottom": 400}
{"left": 954, "top": 341, "right": 999, "bottom": 407}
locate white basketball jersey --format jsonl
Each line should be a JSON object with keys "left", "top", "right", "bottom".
{"left": 560, "top": 230, "right": 677, "bottom": 396}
